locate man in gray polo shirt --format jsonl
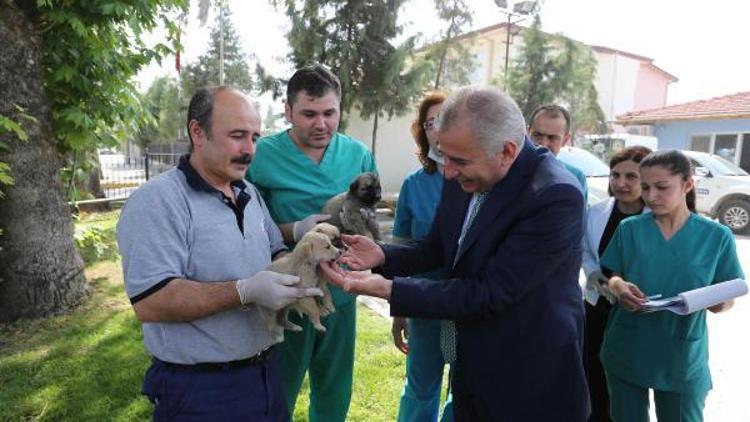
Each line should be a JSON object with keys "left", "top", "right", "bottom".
{"left": 117, "top": 86, "right": 322, "bottom": 421}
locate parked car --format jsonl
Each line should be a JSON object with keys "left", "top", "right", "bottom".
{"left": 557, "top": 146, "right": 610, "bottom": 204}
{"left": 682, "top": 150, "right": 750, "bottom": 234}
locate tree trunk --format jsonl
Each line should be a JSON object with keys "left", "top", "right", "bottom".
{"left": 82, "top": 151, "right": 105, "bottom": 199}
{"left": 433, "top": 44, "right": 446, "bottom": 90}
{"left": 371, "top": 111, "right": 379, "bottom": 159}
{"left": 88, "top": 165, "right": 106, "bottom": 199}
{"left": 0, "top": 1, "right": 88, "bottom": 322}
{"left": 433, "top": 12, "right": 457, "bottom": 90}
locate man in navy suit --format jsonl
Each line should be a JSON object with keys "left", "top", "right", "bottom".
{"left": 321, "top": 86, "right": 590, "bottom": 421}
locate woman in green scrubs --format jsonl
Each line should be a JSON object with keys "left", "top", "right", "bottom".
{"left": 600, "top": 150, "right": 744, "bottom": 422}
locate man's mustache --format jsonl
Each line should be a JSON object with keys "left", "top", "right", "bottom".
{"left": 231, "top": 154, "right": 253, "bottom": 164}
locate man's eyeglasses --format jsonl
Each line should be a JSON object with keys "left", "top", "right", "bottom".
{"left": 422, "top": 118, "right": 436, "bottom": 131}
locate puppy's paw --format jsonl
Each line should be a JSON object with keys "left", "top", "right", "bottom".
{"left": 322, "top": 297, "right": 335, "bottom": 314}
{"left": 283, "top": 321, "right": 303, "bottom": 332}
{"left": 320, "top": 303, "right": 335, "bottom": 316}
{"left": 312, "top": 323, "right": 327, "bottom": 332}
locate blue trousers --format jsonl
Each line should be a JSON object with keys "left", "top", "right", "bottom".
{"left": 142, "top": 350, "right": 288, "bottom": 422}
{"left": 397, "top": 318, "right": 454, "bottom": 422}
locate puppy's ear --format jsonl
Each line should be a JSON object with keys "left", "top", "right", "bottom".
{"left": 298, "top": 240, "right": 314, "bottom": 260}
{"left": 349, "top": 177, "right": 360, "bottom": 193}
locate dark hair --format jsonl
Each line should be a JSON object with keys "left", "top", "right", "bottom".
{"left": 186, "top": 86, "right": 241, "bottom": 151}
{"left": 411, "top": 91, "right": 447, "bottom": 174}
{"left": 607, "top": 145, "right": 653, "bottom": 196}
{"left": 286, "top": 64, "right": 342, "bottom": 107}
{"left": 186, "top": 88, "right": 215, "bottom": 151}
{"left": 528, "top": 104, "right": 571, "bottom": 133}
{"left": 640, "top": 149, "right": 696, "bottom": 212}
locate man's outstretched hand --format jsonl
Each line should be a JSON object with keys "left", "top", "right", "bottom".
{"left": 339, "top": 234, "right": 385, "bottom": 270}
{"left": 319, "top": 261, "right": 392, "bottom": 300}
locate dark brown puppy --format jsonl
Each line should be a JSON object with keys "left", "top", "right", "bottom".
{"left": 322, "top": 172, "right": 382, "bottom": 240}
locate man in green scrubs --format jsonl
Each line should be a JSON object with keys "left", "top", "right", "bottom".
{"left": 528, "top": 104, "right": 588, "bottom": 202}
{"left": 601, "top": 212, "right": 743, "bottom": 421}
{"left": 247, "top": 64, "right": 377, "bottom": 421}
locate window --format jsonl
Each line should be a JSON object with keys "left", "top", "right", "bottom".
{"left": 740, "top": 133, "right": 750, "bottom": 172}
{"left": 714, "top": 134, "right": 739, "bottom": 162}
{"left": 626, "top": 125, "right": 654, "bottom": 136}
{"left": 690, "top": 135, "right": 711, "bottom": 153}
{"left": 469, "top": 51, "right": 486, "bottom": 85}
{"left": 689, "top": 133, "right": 750, "bottom": 167}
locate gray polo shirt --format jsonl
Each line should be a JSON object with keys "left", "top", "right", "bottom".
{"left": 117, "top": 156, "right": 287, "bottom": 364}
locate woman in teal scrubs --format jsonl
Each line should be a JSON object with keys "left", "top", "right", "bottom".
{"left": 391, "top": 92, "right": 453, "bottom": 422}
{"left": 600, "top": 150, "right": 744, "bottom": 422}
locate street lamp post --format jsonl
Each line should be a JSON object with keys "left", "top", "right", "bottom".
{"left": 494, "top": 0, "right": 537, "bottom": 90}
{"left": 218, "top": 3, "right": 224, "bottom": 85}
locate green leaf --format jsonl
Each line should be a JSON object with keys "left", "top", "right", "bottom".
{"left": 0, "top": 115, "right": 29, "bottom": 141}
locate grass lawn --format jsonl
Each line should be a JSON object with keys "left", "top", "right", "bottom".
{"left": 0, "top": 211, "right": 417, "bottom": 421}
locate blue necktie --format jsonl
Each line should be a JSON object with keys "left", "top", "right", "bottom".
{"left": 440, "top": 192, "right": 488, "bottom": 363}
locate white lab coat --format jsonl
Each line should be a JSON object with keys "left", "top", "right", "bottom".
{"left": 581, "top": 197, "right": 649, "bottom": 305}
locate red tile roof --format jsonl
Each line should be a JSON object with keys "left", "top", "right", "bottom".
{"left": 617, "top": 91, "right": 750, "bottom": 124}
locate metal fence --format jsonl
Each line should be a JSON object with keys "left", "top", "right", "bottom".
{"left": 99, "top": 151, "right": 183, "bottom": 199}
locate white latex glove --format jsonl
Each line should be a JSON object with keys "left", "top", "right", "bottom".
{"left": 587, "top": 270, "right": 616, "bottom": 304}
{"left": 293, "top": 214, "right": 331, "bottom": 242}
{"left": 236, "top": 271, "right": 323, "bottom": 310}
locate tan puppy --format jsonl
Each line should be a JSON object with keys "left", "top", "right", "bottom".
{"left": 308, "top": 222, "right": 345, "bottom": 316}
{"left": 312, "top": 222, "right": 345, "bottom": 251}
{"left": 260, "top": 231, "right": 341, "bottom": 333}
{"left": 323, "top": 172, "right": 382, "bottom": 240}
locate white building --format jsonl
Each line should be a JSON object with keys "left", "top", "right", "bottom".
{"left": 345, "top": 22, "right": 677, "bottom": 192}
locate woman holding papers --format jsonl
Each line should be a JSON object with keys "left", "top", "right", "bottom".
{"left": 600, "top": 150, "right": 744, "bottom": 421}
{"left": 581, "top": 145, "right": 651, "bottom": 422}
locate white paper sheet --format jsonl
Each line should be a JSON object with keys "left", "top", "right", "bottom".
{"left": 641, "top": 278, "right": 748, "bottom": 315}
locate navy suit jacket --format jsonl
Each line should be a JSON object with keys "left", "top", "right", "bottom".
{"left": 383, "top": 139, "right": 590, "bottom": 421}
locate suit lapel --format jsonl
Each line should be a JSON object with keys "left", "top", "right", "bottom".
{"left": 453, "top": 139, "right": 541, "bottom": 266}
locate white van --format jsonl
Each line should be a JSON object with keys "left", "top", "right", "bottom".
{"left": 683, "top": 150, "right": 750, "bottom": 234}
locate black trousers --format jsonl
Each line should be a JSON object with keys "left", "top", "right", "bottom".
{"left": 584, "top": 299, "right": 612, "bottom": 422}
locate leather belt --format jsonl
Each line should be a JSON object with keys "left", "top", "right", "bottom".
{"left": 156, "top": 346, "right": 274, "bottom": 372}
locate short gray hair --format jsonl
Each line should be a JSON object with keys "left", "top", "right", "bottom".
{"left": 436, "top": 86, "right": 526, "bottom": 155}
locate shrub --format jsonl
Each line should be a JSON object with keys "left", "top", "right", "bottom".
{"left": 74, "top": 225, "right": 118, "bottom": 266}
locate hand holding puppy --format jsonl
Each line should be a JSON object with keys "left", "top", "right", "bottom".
{"left": 293, "top": 214, "right": 331, "bottom": 242}
{"left": 236, "top": 271, "right": 323, "bottom": 310}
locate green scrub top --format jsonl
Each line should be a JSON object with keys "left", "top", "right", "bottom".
{"left": 247, "top": 130, "right": 377, "bottom": 306}
{"left": 600, "top": 212, "right": 744, "bottom": 393}
{"left": 562, "top": 161, "right": 589, "bottom": 204}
